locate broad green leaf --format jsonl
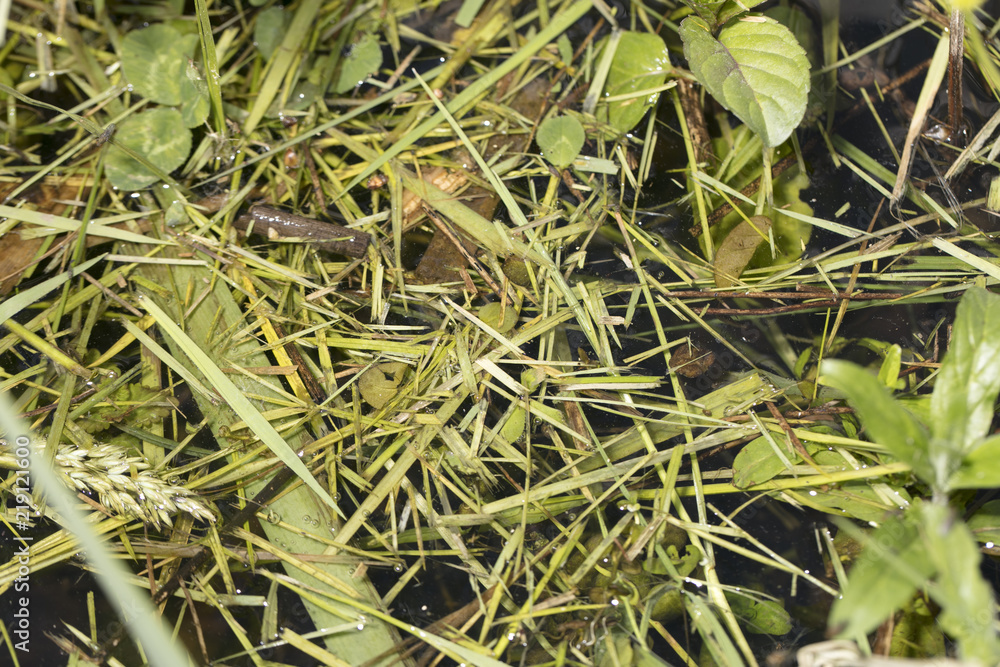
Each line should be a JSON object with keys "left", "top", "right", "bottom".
{"left": 725, "top": 592, "right": 792, "bottom": 635}
{"left": 600, "top": 32, "right": 670, "bottom": 134}
{"left": 948, "top": 433, "right": 1000, "bottom": 490}
{"left": 732, "top": 434, "right": 788, "bottom": 488}
{"left": 820, "top": 360, "right": 932, "bottom": 483}
{"left": 254, "top": 6, "right": 291, "bottom": 61}
{"left": 105, "top": 109, "right": 191, "bottom": 191}
{"left": 679, "top": 16, "right": 810, "bottom": 147}
{"left": 359, "top": 362, "right": 408, "bottom": 409}
{"left": 920, "top": 502, "right": 1000, "bottom": 664}
{"left": 967, "top": 500, "right": 1000, "bottom": 544}
{"left": 120, "top": 24, "right": 198, "bottom": 106}
{"left": 830, "top": 513, "right": 935, "bottom": 638}
{"left": 333, "top": 32, "right": 383, "bottom": 93}
{"left": 537, "top": 115, "right": 585, "bottom": 169}
{"left": 931, "top": 287, "right": 1000, "bottom": 457}
{"left": 713, "top": 215, "right": 771, "bottom": 287}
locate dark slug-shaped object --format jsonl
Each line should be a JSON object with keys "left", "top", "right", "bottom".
{"left": 232, "top": 205, "right": 370, "bottom": 258}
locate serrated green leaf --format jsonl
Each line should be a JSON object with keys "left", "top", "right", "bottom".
{"left": 537, "top": 115, "right": 585, "bottom": 169}
{"left": 713, "top": 215, "right": 771, "bottom": 287}
{"left": 820, "top": 359, "right": 932, "bottom": 483}
{"left": 601, "top": 32, "right": 670, "bottom": 134}
{"left": 105, "top": 109, "right": 191, "bottom": 190}
{"left": 254, "top": 6, "right": 291, "bottom": 61}
{"left": 680, "top": 15, "right": 810, "bottom": 147}
{"left": 120, "top": 24, "right": 198, "bottom": 106}
{"left": 931, "top": 287, "right": 1000, "bottom": 459}
{"left": 333, "top": 33, "right": 383, "bottom": 93}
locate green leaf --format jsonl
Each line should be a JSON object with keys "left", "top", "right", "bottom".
{"left": 920, "top": 503, "right": 1000, "bottom": 664}
{"left": 254, "top": 6, "right": 291, "bottom": 61}
{"left": 931, "top": 287, "right": 1000, "bottom": 458}
{"left": 830, "top": 513, "right": 936, "bottom": 639}
{"left": 890, "top": 597, "right": 945, "bottom": 658}
{"left": 478, "top": 301, "right": 520, "bottom": 334}
{"left": 948, "top": 434, "right": 1000, "bottom": 490}
{"left": 120, "top": 24, "right": 199, "bottom": 106}
{"left": 359, "top": 362, "right": 408, "bottom": 409}
{"left": 725, "top": 592, "right": 792, "bottom": 635}
{"left": 732, "top": 434, "right": 788, "bottom": 488}
{"left": 683, "top": 0, "right": 767, "bottom": 26}
{"left": 968, "top": 500, "right": 1000, "bottom": 544}
{"left": 601, "top": 32, "right": 670, "bottom": 134}
{"left": 537, "top": 115, "right": 586, "bottom": 169}
{"left": 178, "top": 59, "right": 210, "bottom": 128}
{"left": 105, "top": 109, "right": 192, "bottom": 191}
{"left": 820, "top": 359, "right": 932, "bottom": 483}
{"left": 679, "top": 15, "right": 811, "bottom": 147}
{"left": 798, "top": 482, "right": 909, "bottom": 523}
{"left": 713, "top": 215, "right": 771, "bottom": 287}
{"left": 333, "top": 32, "right": 383, "bottom": 94}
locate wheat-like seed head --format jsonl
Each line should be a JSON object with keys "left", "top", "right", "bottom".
{"left": 1, "top": 437, "right": 215, "bottom": 528}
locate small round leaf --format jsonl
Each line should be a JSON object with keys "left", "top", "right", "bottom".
{"left": 359, "top": 362, "right": 409, "bottom": 409}
{"left": 537, "top": 115, "right": 585, "bottom": 169}
{"left": 120, "top": 24, "right": 198, "bottom": 106}
{"left": 105, "top": 108, "right": 191, "bottom": 191}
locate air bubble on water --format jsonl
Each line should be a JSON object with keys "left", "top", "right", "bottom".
{"left": 393, "top": 563, "right": 403, "bottom": 573}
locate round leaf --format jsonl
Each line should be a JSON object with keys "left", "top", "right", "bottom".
{"left": 601, "top": 32, "right": 670, "bottom": 134}
{"left": 120, "top": 24, "right": 198, "bottom": 106}
{"left": 359, "top": 362, "right": 409, "bottom": 409}
{"left": 478, "top": 301, "right": 519, "bottom": 334}
{"left": 333, "top": 33, "right": 383, "bottom": 93}
{"left": 179, "top": 59, "right": 210, "bottom": 128}
{"left": 254, "top": 6, "right": 291, "bottom": 61}
{"left": 105, "top": 109, "right": 192, "bottom": 191}
{"left": 537, "top": 115, "right": 585, "bottom": 169}
{"left": 680, "top": 16, "right": 810, "bottom": 147}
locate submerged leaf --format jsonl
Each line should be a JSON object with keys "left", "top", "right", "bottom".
{"left": 537, "top": 115, "right": 585, "bottom": 169}
{"left": 105, "top": 109, "right": 191, "bottom": 190}
{"left": 359, "top": 362, "right": 409, "bottom": 409}
{"left": 680, "top": 16, "right": 810, "bottom": 147}
{"left": 600, "top": 31, "right": 670, "bottom": 134}
{"left": 333, "top": 33, "right": 383, "bottom": 93}
{"left": 120, "top": 24, "right": 199, "bottom": 106}
{"left": 713, "top": 215, "right": 771, "bottom": 287}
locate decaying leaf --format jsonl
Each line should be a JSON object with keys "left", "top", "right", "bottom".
{"left": 713, "top": 215, "right": 772, "bottom": 287}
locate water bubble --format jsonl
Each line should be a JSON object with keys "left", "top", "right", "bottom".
{"left": 393, "top": 563, "right": 403, "bottom": 573}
